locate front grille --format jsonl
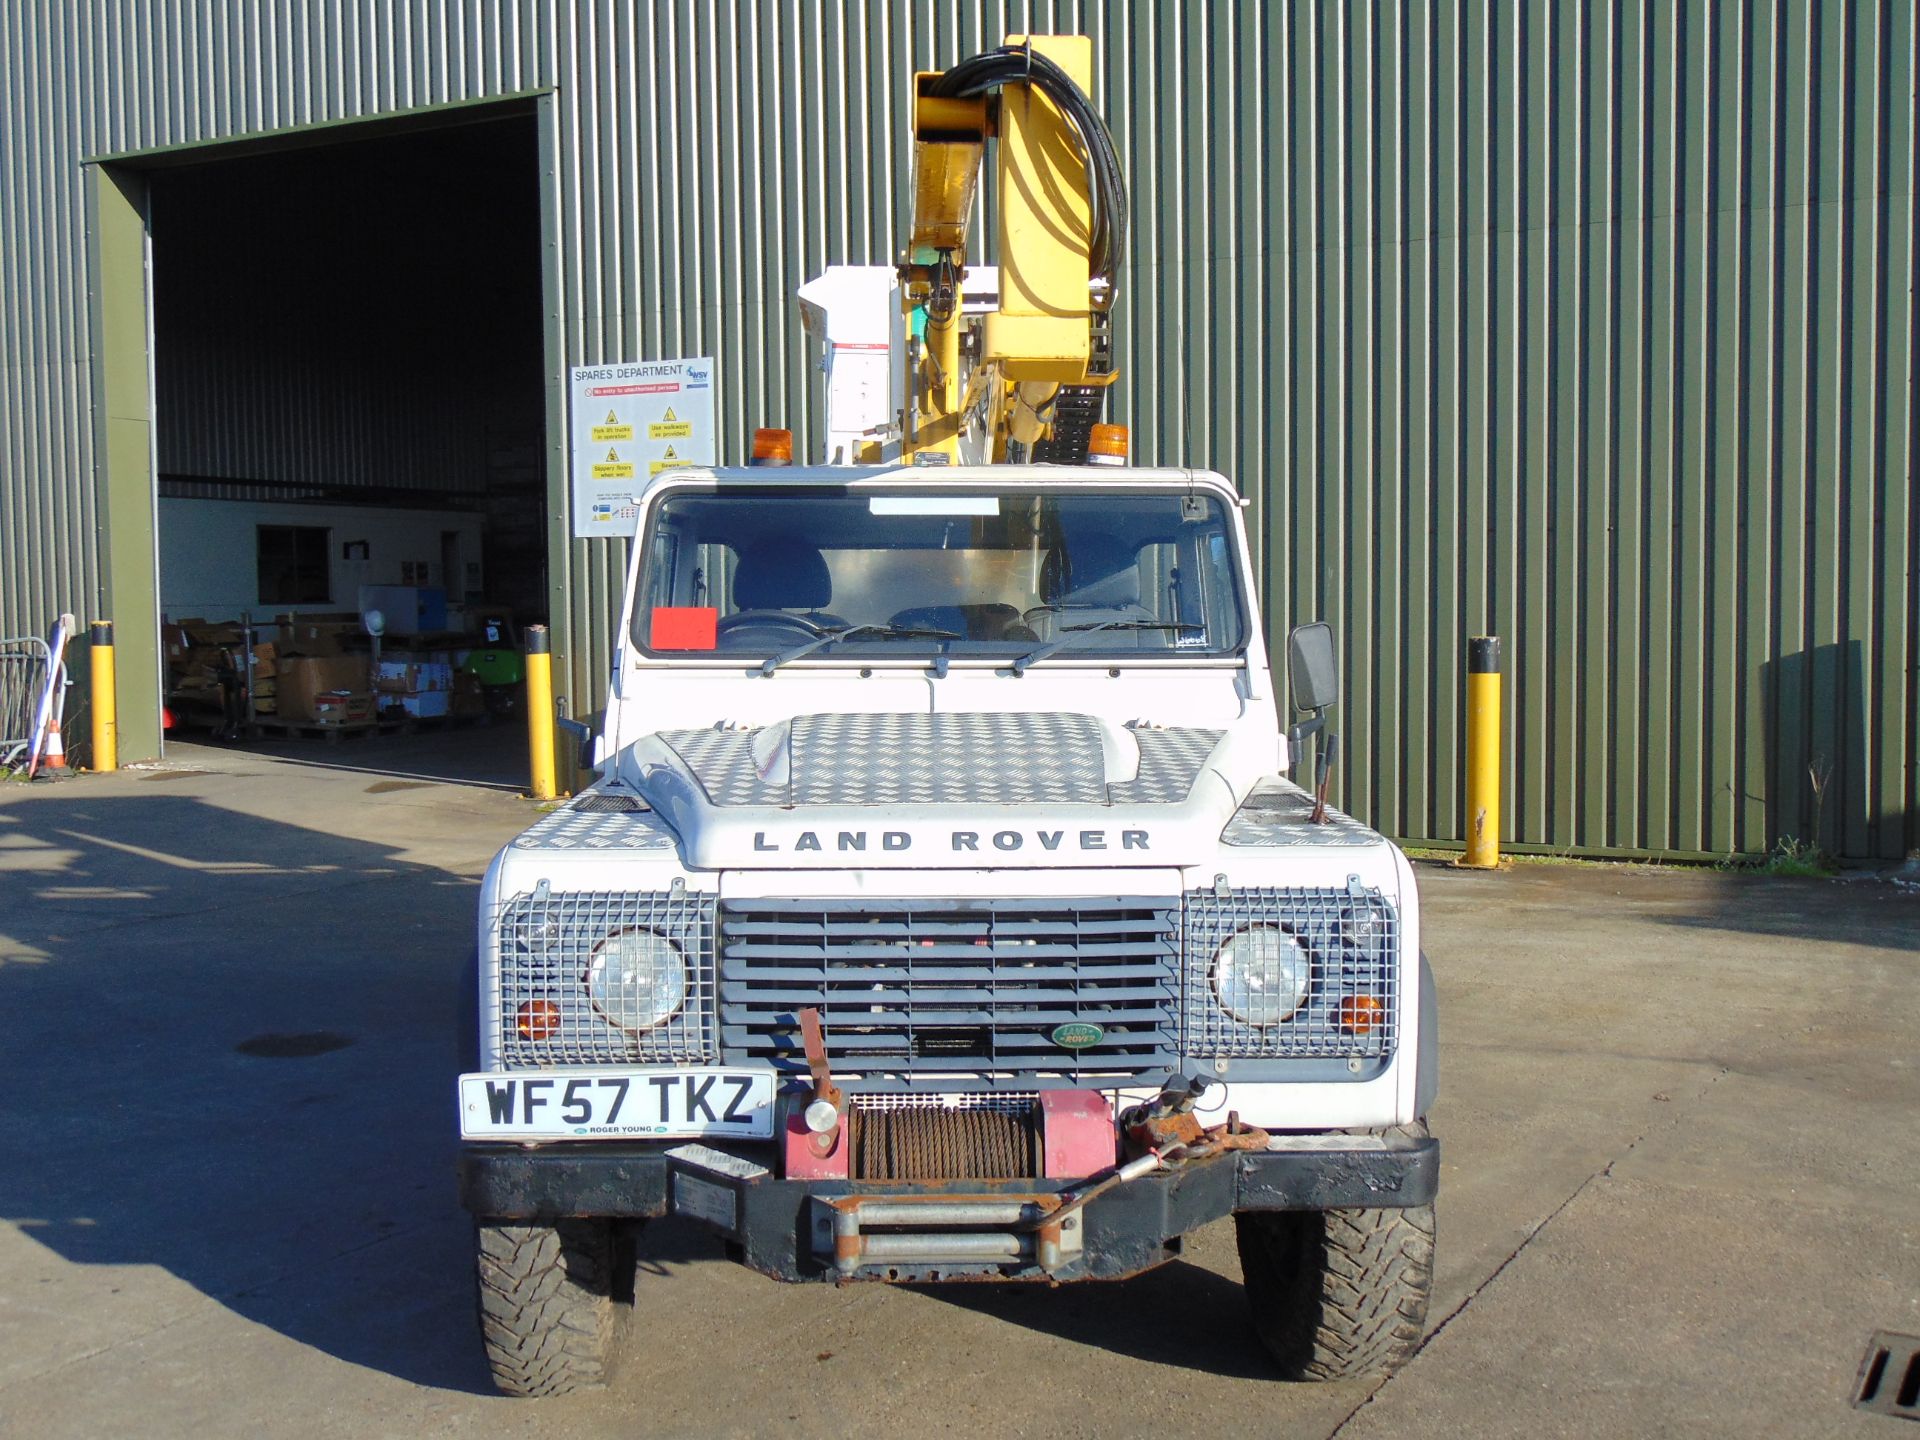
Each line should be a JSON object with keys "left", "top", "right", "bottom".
{"left": 1181, "top": 883, "right": 1398, "bottom": 1067}
{"left": 494, "top": 886, "right": 717, "bottom": 1066}
{"left": 850, "top": 1091, "right": 1038, "bottom": 1112}
{"left": 719, "top": 898, "right": 1179, "bottom": 1090}
{"left": 491, "top": 884, "right": 1394, "bottom": 1080}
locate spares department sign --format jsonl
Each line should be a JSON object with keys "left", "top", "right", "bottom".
{"left": 569, "top": 357, "right": 716, "bottom": 537}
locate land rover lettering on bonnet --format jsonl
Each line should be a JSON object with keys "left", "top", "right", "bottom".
{"left": 748, "top": 828, "right": 1151, "bottom": 853}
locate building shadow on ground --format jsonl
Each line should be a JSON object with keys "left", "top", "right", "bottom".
{"left": 174, "top": 719, "right": 533, "bottom": 792}
{"left": 0, "top": 791, "right": 500, "bottom": 1393}
{"left": 1647, "top": 870, "right": 1920, "bottom": 954}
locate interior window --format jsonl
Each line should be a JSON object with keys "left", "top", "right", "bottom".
{"left": 257, "top": 525, "right": 331, "bottom": 605}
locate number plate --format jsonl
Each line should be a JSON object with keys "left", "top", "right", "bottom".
{"left": 458, "top": 1067, "right": 777, "bottom": 1140}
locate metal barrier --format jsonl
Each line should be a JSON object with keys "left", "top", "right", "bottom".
{"left": 0, "top": 635, "right": 53, "bottom": 772}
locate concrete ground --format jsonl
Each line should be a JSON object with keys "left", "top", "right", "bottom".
{"left": 0, "top": 736, "right": 1914, "bottom": 1439}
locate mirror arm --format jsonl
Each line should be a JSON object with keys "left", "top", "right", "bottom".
{"left": 1309, "top": 730, "right": 1339, "bottom": 823}
{"left": 1286, "top": 712, "right": 1325, "bottom": 746}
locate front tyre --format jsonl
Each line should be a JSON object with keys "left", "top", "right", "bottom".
{"left": 474, "top": 1220, "right": 631, "bottom": 1396}
{"left": 1235, "top": 1133, "right": 1435, "bottom": 1381}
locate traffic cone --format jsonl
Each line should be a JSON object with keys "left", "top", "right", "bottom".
{"left": 40, "top": 714, "right": 67, "bottom": 771}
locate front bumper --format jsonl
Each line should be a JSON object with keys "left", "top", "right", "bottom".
{"left": 458, "top": 1131, "right": 1438, "bottom": 1283}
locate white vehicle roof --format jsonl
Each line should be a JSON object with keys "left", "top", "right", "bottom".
{"left": 629, "top": 464, "right": 1246, "bottom": 505}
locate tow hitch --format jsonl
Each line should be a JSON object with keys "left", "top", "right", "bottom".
{"left": 1120, "top": 1071, "right": 1273, "bottom": 1165}
{"left": 807, "top": 1072, "right": 1272, "bottom": 1279}
{"left": 820, "top": 1192, "right": 1079, "bottom": 1277}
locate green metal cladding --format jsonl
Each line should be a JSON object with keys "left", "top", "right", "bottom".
{"left": 0, "top": 2, "right": 1912, "bottom": 858}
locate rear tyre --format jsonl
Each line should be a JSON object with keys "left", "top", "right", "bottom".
{"left": 1236, "top": 1127, "right": 1435, "bottom": 1380}
{"left": 474, "top": 1219, "right": 632, "bottom": 1396}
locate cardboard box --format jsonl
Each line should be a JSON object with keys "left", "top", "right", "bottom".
{"left": 281, "top": 617, "right": 361, "bottom": 656}
{"left": 277, "top": 655, "right": 372, "bottom": 722}
{"left": 375, "top": 656, "right": 454, "bottom": 694}
{"left": 312, "top": 691, "right": 375, "bottom": 725}
{"left": 181, "top": 644, "right": 228, "bottom": 677}
{"left": 451, "top": 671, "right": 484, "bottom": 717}
{"left": 387, "top": 689, "right": 449, "bottom": 719}
{"left": 181, "top": 619, "right": 245, "bottom": 645}
{"left": 249, "top": 642, "right": 277, "bottom": 679}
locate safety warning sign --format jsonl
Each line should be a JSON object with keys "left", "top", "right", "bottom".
{"left": 649, "top": 407, "right": 694, "bottom": 440}
{"left": 569, "top": 357, "right": 716, "bottom": 535}
{"left": 593, "top": 448, "right": 635, "bottom": 479}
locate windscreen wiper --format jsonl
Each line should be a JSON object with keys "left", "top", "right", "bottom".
{"left": 1009, "top": 619, "right": 1204, "bottom": 675}
{"left": 759, "top": 623, "right": 962, "bottom": 676}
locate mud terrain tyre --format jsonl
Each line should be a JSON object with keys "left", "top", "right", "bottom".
{"left": 474, "top": 1220, "right": 632, "bottom": 1396}
{"left": 1235, "top": 1130, "right": 1435, "bottom": 1380}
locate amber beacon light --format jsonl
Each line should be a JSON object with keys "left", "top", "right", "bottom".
{"left": 750, "top": 427, "right": 794, "bottom": 466}
{"left": 1085, "top": 423, "right": 1129, "bottom": 466}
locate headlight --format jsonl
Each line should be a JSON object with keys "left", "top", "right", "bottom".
{"left": 1211, "top": 926, "right": 1312, "bottom": 1026}
{"left": 585, "top": 929, "right": 687, "bottom": 1031}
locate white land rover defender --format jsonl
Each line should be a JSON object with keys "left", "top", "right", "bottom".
{"left": 458, "top": 464, "right": 1438, "bottom": 1395}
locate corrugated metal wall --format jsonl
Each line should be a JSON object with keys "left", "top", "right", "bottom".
{"left": 0, "top": 0, "right": 555, "bottom": 678}
{"left": 2, "top": 2, "right": 1913, "bottom": 859}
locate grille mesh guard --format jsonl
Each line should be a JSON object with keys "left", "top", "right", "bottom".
{"left": 718, "top": 897, "right": 1179, "bottom": 1091}
{"left": 1181, "top": 884, "right": 1398, "bottom": 1068}
{"left": 494, "top": 886, "right": 718, "bottom": 1066}
{"left": 489, "top": 883, "right": 1397, "bottom": 1083}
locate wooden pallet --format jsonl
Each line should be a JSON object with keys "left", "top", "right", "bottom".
{"left": 249, "top": 717, "right": 403, "bottom": 744}
{"left": 389, "top": 710, "right": 489, "bottom": 734}
{"left": 247, "top": 710, "right": 488, "bottom": 742}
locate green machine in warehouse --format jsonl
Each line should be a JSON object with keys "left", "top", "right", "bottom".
{"left": 461, "top": 613, "right": 527, "bottom": 713}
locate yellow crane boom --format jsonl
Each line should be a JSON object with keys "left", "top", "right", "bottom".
{"left": 898, "top": 35, "right": 1124, "bottom": 465}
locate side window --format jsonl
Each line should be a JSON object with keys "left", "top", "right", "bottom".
{"left": 700, "top": 543, "right": 731, "bottom": 611}
{"left": 646, "top": 530, "right": 680, "bottom": 608}
{"left": 642, "top": 531, "right": 733, "bottom": 611}
{"left": 1202, "top": 532, "right": 1239, "bottom": 643}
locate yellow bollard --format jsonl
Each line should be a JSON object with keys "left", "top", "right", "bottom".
{"left": 88, "top": 620, "right": 118, "bottom": 773}
{"left": 1462, "top": 636, "right": 1501, "bottom": 867}
{"left": 524, "top": 624, "right": 557, "bottom": 801}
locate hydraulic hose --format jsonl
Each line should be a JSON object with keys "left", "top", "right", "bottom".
{"left": 928, "top": 45, "right": 1129, "bottom": 305}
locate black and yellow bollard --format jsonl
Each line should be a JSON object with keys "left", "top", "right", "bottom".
{"left": 1463, "top": 636, "right": 1501, "bottom": 867}
{"left": 88, "top": 620, "right": 118, "bottom": 773}
{"left": 524, "top": 625, "right": 558, "bottom": 801}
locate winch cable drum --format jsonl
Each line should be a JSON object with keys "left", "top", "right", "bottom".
{"left": 927, "top": 44, "right": 1130, "bottom": 306}
{"left": 852, "top": 1104, "right": 1042, "bottom": 1181}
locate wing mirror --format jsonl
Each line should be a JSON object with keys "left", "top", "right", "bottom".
{"left": 555, "top": 701, "right": 604, "bottom": 774}
{"left": 1287, "top": 622, "right": 1339, "bottom": 715}
{"left": 1287, "top": 621, "right": 1341, "bottom": 823}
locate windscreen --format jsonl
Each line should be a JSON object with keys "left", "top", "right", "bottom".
{"left": 631, "top": 487, "right": 1249, "bottom": 661}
